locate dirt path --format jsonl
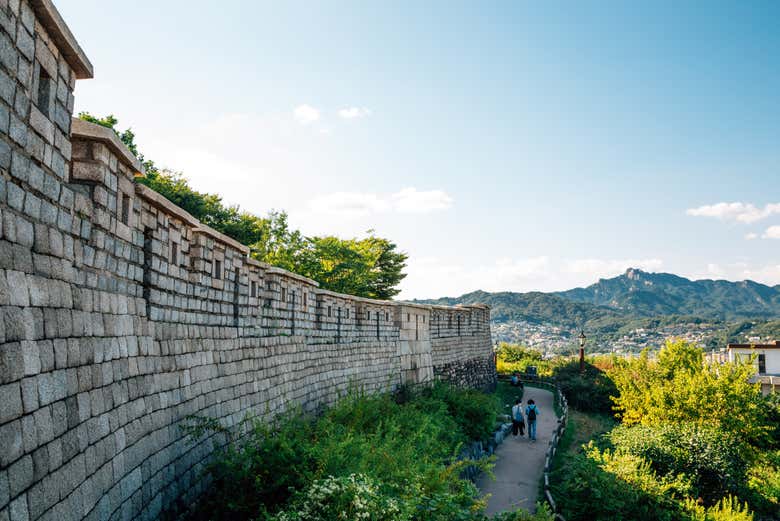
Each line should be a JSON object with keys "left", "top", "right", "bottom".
{"left": 477, "top": 386, "right": 558, "bottom": 515}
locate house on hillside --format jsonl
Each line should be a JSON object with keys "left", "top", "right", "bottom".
{"left": 727, "top": 341, "right": 780, "bottom": 395}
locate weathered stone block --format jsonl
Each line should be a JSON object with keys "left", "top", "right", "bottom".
{"left": 0, "top": 382, "right": 22, "bottom": 423}
{"left": 8, "top": 454, "right": 32, "bottom": 496}
{"left": 20, "top": 377, "right": 37, "bottom": 414}
{"left": 32, "top": 407, "right": 53, "bottom": 447}
{"left": 0, "top": 138, "right": 10, "bottom": 170}
{"left": 21, "top": 340, "right": 40, "bottom": 376}
{"left": 0, "top": 419, "right": 22, "bottom": 467}
{"left": 0, "top": 341, "right": 23, "bottom": 384}
{"left": 6, "top": 182, "right": 24, "bottom": 211}
{"left": 8, "top": 494, "right": 28, "bottom": 521}
{"left": 14, "top": 215, "right": 33, "bottom": 248}
{"left": 0, "top": 30, "right": 17, "bottom": 72}
{"left": 0, "top": 469, "right": 8, "bottom": 511}
{"left": 8, "top": 113, "right": 26, "bottom": 147}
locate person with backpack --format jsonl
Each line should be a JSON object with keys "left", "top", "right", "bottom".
{"left": 525, "top": 399, "right": 539, "bottom": 441}
{"left": 511, "top": 399, "right": 525, "bottom": 436}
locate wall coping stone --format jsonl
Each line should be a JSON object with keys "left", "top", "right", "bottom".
{"left": 30, "top": 0, "right": 94, "bottom": 79}
{"left": 135, "top": 183, "right": 200, "bottom": 226}
{"left": 192, "top": 226, "right": 250, "bottom": 255}
{"left": 71, "top": 118, "right": 144, "bottom": 173}
{"left": 265, "top": 265, "right": 320, "bottom": 286}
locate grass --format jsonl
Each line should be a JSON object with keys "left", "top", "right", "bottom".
{"left": 557, "top": 409, "right": 615, "bottom": 458}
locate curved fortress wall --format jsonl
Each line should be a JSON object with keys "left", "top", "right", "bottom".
{"left": 0, "top": 2, "right": 496, "bottom": 520}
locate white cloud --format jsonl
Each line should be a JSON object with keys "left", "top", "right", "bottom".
{"left": 308, "top": 187, "right": 453, "bottom": 216}
{"left": 686, "top": 202, "right": 780, "bottom": 224}
{"left": 399, "top": 256, "right": 553, "bottom": 299}
{"left": 762, "top": 225, "right": 780, "bottom": 239}
{"left": 691, "top": 262, "right": 780, "bottom": 286}
{"left": 398, "top": 256, "right": 665, "bottom": 299}
{"left": 398, "top": 255, "right": 780, "bottom": 300}
{"left": 309, "top": 192, "right": 390, "bottom": 217}
{"left": 564, "top": 258, "right": 664, "bottom": 281}
{"left": 293, "top": 104, "right": 320, "bottom": 125}
{"left": 566, "top": 259, "right": 664, "bottom": 279}
{"left": 392, "top": 187, "right": 453, "bottom": 213}
{"left": 745, "top": 232, "right": 759, "bottom": 240}
{"left": 338, "top": 107, "right": 372, "bottom": 120}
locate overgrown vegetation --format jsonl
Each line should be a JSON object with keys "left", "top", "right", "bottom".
{"left": 183, "top": 383, "right": 554, "bottom": 521}
{"left": 495, "top": 343, "right": 616, "bottom": 414}
{"left": 78, "top": 112, "right": 408, "bottom": 299}
{"left": 504, "top": 339, "right": 780, "bottom": 521}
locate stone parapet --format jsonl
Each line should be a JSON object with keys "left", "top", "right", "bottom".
{"left": 0, "top": 2, "right": 496, "bottom": 520}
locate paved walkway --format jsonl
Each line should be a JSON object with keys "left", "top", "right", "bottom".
{"left": 477, "top": 386, "right": 558, "bottom": 515}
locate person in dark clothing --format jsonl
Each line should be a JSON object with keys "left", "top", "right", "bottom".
{"left": 526, "top": 399, "right": 539, "bottom": 441}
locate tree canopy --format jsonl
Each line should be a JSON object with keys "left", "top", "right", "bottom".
{"left": 609, "top": 339, "right": 773, "bottom": 445}
{"left": 78, "top": 112, "right": 408, "bottom": 299}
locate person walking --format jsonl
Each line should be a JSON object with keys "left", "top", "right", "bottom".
{"left": 525, "top": 399, "right": 539, "bottom": 442}
{"left": 511, "top": 399, "right": 524, "bottom": 437}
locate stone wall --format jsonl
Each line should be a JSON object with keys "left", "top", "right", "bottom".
{"left": 0, "top": 2, "right": 496, "bottom": 520}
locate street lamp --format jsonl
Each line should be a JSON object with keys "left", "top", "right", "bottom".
{"left": 579, "top": 331, "right": 586, "bottom": 373}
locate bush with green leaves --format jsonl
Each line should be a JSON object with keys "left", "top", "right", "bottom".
{"left": 184, "top": 383, "right": 530, "bottom": 521}
{"left": 684, "top": 496, "right": 754, "bottom": 521}
{"left": 609, "top": 340, "right": 773, "bottom": 446}
{"left": 182, "top": 413, "right": 316, "bottom": 520}
{"left": 271, "top": 473, "right": 405, "bottom": 521}
{"left": 551, "top": 441, "right": 691, "bottom": 521}
{"left": 552, "top": 359, "right": 617, "bottom": 414}
{"left": 549, "top": 339, "right": 780, "bottom": 520}
{"left": 608, "top": 423, "right": 749, "bottom": 505}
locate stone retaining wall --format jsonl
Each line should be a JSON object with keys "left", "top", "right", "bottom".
{"left": 0, "top": 2, "right": 496, "bottom": 520}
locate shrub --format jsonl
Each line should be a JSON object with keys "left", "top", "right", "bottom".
{"left": 183, "top": 413, "right": 316, "bottom": 520}
{"left": 608, "top": 423, "right": 749, "bottom": 505}
{"left": 271, "top": 473, "right": 406, "bottom": 521}
{"left": 424, "top": 382, "right": 499, "bottom": 441}
{"left": 551, "top": 442, "right": 690, "bottom": 521}
{"left": 746, "top": 449, "right": 780, "bottom": 517}
{"left": 185, "top": 383, "right": 502, "bottom": 521}
{"left": 552, "top": 360, "right": 617, "bottom": 414}
{"left": 608, "top": 340, "right": 774, "bottom": 446}
{"left": 492, "top": 504, "right": 555, "bottom": 521}
{"left": 497, "top": 344, "right": 543, "bottom": 364}
{"left": 684, "top": 496, "right": 754, "bottom": 521}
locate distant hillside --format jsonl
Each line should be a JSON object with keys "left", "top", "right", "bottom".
{"left": 419, "top": 290, "right": 624, "bottom": 327}
{"left": 415, "top": 290, "right": 712, "bottom": 339}
{"left": 556, "top": 268, "right": 780, "bottom": 320}
{"left": 414, "top": 269, "right": 780, "bottom": 348}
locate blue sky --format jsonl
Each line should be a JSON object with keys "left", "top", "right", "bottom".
{"left": 57, "top": 1, "right": 780, "bottom": 298}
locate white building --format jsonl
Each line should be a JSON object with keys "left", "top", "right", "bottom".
{"left": 727, "top": 341, "right": 780, "bottom": 395}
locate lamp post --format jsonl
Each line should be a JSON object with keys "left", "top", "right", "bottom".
{"left": 579, "top": 331, "right": 586, "bottom": 373}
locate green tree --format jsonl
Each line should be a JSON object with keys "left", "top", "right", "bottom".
{"left": 609, "top": 339, "right": 773, "bottom": 445}
{"left": 76, "top": 113, "right": 408, "bottom": 299}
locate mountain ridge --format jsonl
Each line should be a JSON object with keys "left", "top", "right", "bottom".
{"left": 413, "top": 268, "right": 780, "bottom": 334}
{"left": 413, "top": 268, "right": 780, "bottom": 350}
{"left": 554, "top": 268, "right": 780, "bottom": 320}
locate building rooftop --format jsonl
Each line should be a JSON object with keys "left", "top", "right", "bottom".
{"left": 727, "top": 341, "right": 780, "bottom": 349}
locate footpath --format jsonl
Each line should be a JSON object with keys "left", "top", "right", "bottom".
{"left": 476, "top": 386, "right": 558, "bottom": 515}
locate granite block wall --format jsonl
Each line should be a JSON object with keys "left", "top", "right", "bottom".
{"left": 0, "top": 2, "right": 497, "bottom": 520}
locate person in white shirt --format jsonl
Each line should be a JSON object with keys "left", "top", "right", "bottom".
{"left": 511, "top": 399, "right": 525, "bottom": 436}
